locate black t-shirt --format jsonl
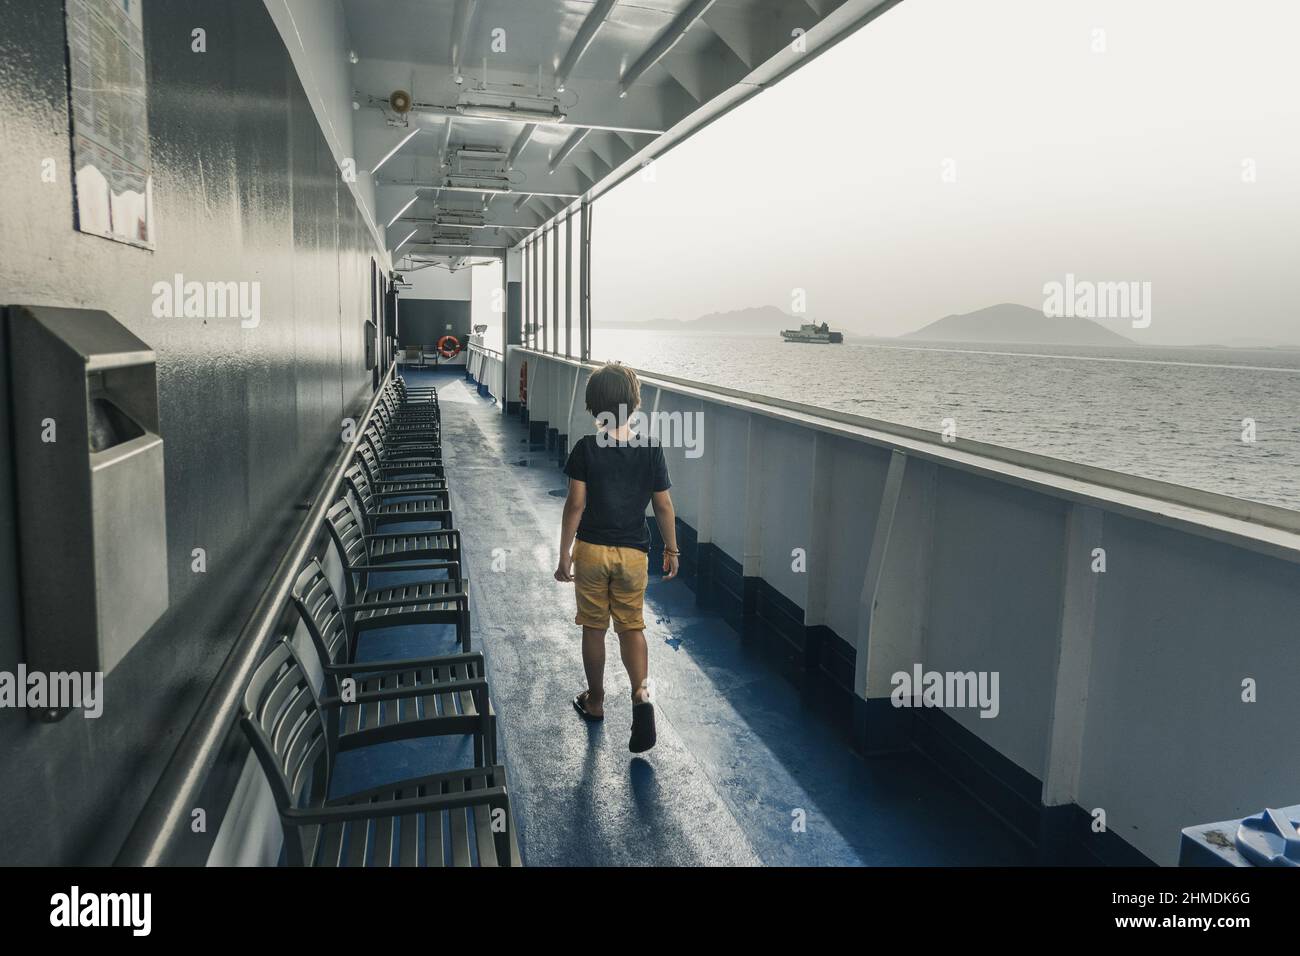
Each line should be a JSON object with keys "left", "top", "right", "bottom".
{"left": 563, "top": 434, "right": 671, "bottom": 552}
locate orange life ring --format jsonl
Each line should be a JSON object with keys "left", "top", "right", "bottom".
{"left": 437, "top": 335, "right": 461, "bottom": 358}
{"left": 519, "top": 361, "right": 528, "bottom": 403}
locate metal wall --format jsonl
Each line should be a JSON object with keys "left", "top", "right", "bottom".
{"left": 504, "top": 348, "right": 1300, "bottom": 866}
{"left": 400, "top": 299, "right": 472, "bottom": 351}
{"left": 0, "top": 0, "right": 376, "bottom": 864}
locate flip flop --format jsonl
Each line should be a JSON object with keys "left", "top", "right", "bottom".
{"left": 629, "top": 700, "right": 657, "bottom": 753}
{"left": 572, "top": 691, "right": 604, "bottom": 721}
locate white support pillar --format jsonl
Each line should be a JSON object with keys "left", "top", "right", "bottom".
{"left": 504, "top": 247, "right": 522, "bottom": 408}
{"left": 551, "top": 222, "right": 559, "bottom": 353}
{"left": 742, "top": 414, "right": 766, "bottom": 578}
{"left": 540, "top": 229, "right": 548, "bottom": 353}
{"left": 855, "top": 450, "right": 938, "bottom": 753}
{"left": 857, "top": 451, "right": 907, "bottom": 697}
{"left": 695, "top": 397, "right": 715, "bottom": 546}
{"left": 535, "top": 355, "right": 548, "bottom": 424}
{"left": 579, "top": 200, "right": 591, "bottom": 361}
{"left": 1042, "top": 504, "right": 1103, "bottom": 807}
{"left": 566, "top": 363, "right": 581, "bottom": 452}
{"left": 528, "top": 239, "right": 536, "bottom": 350}
{"left": 804, "top": 430, "right": 835, "bottom": 627}
{"left": 564, "top": 214, "right": 573, "bottom": 358}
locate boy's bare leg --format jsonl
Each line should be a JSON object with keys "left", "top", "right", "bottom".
{"left": 581, "top": 626, "right": 607, "bottom": 716}
{"left": 618, "top": 629, "right": 650, "bottom": 702}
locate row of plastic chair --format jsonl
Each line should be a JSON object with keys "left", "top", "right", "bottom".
{"left": 238, "top": 376, "right": 519, "bottom": 866}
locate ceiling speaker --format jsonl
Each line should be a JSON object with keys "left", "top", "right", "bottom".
{"left": 388, "top": 89, "right": 412, "bottom": 114}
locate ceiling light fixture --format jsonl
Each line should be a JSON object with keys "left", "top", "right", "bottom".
{"left": 455, "top": 147, "right": 509, "bottom": 164}
{"left": 455, "top": 87, "right": 567, "bottom": 124}
{"left": 443, "top": 174, "right": 511, "bottom": 193}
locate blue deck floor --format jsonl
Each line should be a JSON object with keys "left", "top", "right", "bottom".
{"left": 336, "top": 367, "right": 1034, "bottom": 866}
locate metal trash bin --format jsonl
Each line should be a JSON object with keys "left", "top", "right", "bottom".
{"left": 7, "top": 306, "right": 169, "bottom": 715}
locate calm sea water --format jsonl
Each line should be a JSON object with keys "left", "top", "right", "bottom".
{"left": 585, "top": 330, "right": 1300, "bottom": 512}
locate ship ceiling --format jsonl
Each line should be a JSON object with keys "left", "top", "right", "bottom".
{"left": 341, "top": 0, "right": 901, "bottom": 265}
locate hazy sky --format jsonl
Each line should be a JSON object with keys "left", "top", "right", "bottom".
{"left": 590, "top": 0, "right": 1300, "bottom": 345}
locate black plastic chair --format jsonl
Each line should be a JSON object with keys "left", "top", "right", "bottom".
{"left": 357, "top": 435, "right": 445, "bottom": 483}
{"left": 326, "top": 496, "right": 460, "bottom": 570}
{"left": 376, "top": 399, "right": 441, "bottom": 440}
{"left": 380, "top": 387, "right": 440, "bottom": 424}
{"left": 320, "top": 507, "right": 464, "bottom": 617}
{"left": 344, "top": 463, "right": 453, "bottom": 531}
{"left": 367, "top": 420, "right": 442, "bottom": 459}
{"left": 239, "top": 639, "right": 516, "bottom": 867}
{"left": 362, "top": 432, "right": 443, "bottom": 476}
{"left": 394, "top": 377, "right": 438, "bottom": 404}
{"left": 290, "top": 558, "right": 488, "bottom": 761}
{"left": 356, "top": 442, "right": 447, "bottom": 496}
{"left": 293, "top": 544, "right": 469, "bottom": 648}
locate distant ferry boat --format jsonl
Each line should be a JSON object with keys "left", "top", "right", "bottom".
{"left": 781, "top": 321, "right": 843, "bottom": 343}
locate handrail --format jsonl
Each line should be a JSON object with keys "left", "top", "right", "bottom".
{"left": 115, "top": 362, "right": 398, "bottom": 866}
{"left": 467, "top": 343, "right": 506, "bottom": 402}
{"left": 514, "top": 346, "right": 1300, "bottom": 546}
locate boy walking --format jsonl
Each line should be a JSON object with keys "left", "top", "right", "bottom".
{"left": 554, "top": 362, "right": 680, "bottom": 753}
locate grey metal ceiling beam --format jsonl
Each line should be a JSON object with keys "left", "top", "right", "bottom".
{"left": 506, "top": 124, "right": 538, "bottom": 168}
{"left": 555, "top": 0, "right": 620, "bottom": 92}
{"left": 659, "top": 66, "right": 702, "bottom": 106}
{"left": 660, "top": 26, "right": 750, "bottom": 104}
{"left": 549, "top": 128, "right": 590, "bottom": 174}
{"left": 573, "top": 149, "right": 610, "bottom": 185}
{"left": 618, "top": 0, "right": 718, "bottom": 97}
{"left": 566, "top": 0, "right": 903, "bottom": 223}
{"left": 585, "top": 130, "right": 624, "bottom": 170}
{"left": 438, "top": 117, "right": 455, "bottom": 168}
{"left": 567, "top": 163, "right": 597, "bottom": 191}
{"left": 450, "top": 0, "right": 480, "bottom": 84}
{"left": 529, "top": 196, "right": 558, "bottom": 219}
{"left": 698, "top": 9, "right": 758, "bottom": 68}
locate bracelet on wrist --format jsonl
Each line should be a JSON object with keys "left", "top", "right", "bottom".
{"left": 663, "top": 547, "right": 680, "bottom": 555}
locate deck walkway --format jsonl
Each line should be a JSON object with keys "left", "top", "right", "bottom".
{"left": 340, "top": 367, "right": 1033, "bottom": 866}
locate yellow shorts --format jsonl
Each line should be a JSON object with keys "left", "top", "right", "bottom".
{"left": 572, "top": 539, "right": 648, "bottom": 633}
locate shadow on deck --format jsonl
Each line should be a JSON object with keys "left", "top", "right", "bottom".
{"left": 342, "top": 366, "right": 1033, "bottom": 867}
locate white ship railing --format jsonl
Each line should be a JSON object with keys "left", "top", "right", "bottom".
{"left": 466, "top": 342, "right": 505, "bottom": 403}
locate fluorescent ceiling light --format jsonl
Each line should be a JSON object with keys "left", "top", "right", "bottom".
{"left": 456, "top": 102, "right": 566, "bottom": 123}
{"left": 372, "top": 128, "right": 421, "bottom": 175}
{"left": 387, "top": 194, "right": 418, "bottom": 227}
{"left": 443, "top": 175, "right": 510, "bottom": 193}
{"left": 394, "top": 228, "right": 418, "bottom": 252}
{"left": 456, "top": 147, "right": 508, "bottom": 163}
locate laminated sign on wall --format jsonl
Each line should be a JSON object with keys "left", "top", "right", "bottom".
{"left": 63, "top": 0, "right": 155, "bottom": 249}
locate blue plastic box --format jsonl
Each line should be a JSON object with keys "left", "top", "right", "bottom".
{"left": 1180, "top": 804, "right": 1300, "bottom": 867}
